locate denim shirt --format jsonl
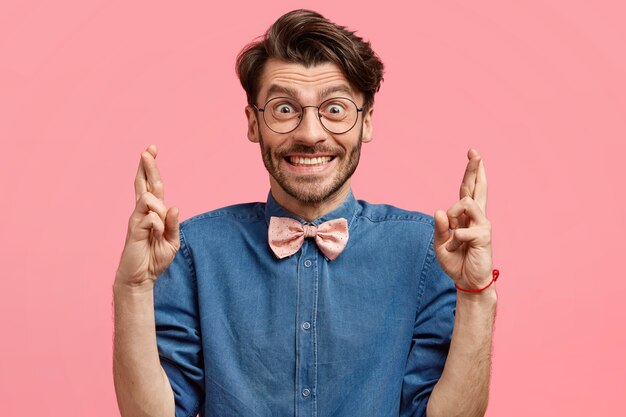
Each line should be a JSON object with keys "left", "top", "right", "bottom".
{"left": 154, "top": 189, "right": 457, "bottom": 417}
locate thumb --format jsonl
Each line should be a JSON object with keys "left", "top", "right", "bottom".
{"left": 433, "top": 209, "right": 451, "bottom": 249}
{"left": 164, "top": 206, "right": 180, "bottom": 247}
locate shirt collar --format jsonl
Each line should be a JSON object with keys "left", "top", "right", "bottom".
{"left": 264, "top": 189, "right": 359, "bottom": 227}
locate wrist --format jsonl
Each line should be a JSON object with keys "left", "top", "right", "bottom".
{"left": 456, "top": 284, "right": 497, "bottom": 306}
{"left": 455, "top": 269, "right": 499, "bottom": 294}
{"left": 113, "top": 272, "right": 155, "bottom": 295}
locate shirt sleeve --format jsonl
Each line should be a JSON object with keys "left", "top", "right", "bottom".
{"left": 400, "top": 234, "right": 457, "bottom": 417}
{"left": 154, "top": 227, "right": 204, "bottom": 417}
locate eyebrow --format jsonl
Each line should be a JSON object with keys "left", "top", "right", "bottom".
{"left": 263, "top": 84, "right": 356, "bottom": 103}
{"left": 265, "top": 84, "right": 300, "bottom": 101}
{"left": 318, "top": 85, "right": 355, "bottom": 100}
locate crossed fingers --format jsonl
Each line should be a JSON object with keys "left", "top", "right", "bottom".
{"left": 445, "top": 148, "right": 490, "bottom": 252}
{"left": 134, "top": 144, "right": 164, "bottom": 201}
{"left": 132, "top": 145, "right": 167, "bottom": 225}
{"left": 459, "top": 148, "right": 487, "bottom": 213}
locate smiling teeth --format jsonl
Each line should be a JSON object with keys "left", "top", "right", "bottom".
{"left": 290, "top": 156, "right": 332, "bottom": 165}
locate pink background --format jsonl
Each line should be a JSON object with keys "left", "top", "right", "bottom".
{"left": 1, "top": 1, "right": 624, "bottom": 416}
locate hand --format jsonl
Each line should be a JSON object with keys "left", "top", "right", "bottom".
{"left": 433, "top": 148, "right": 493, "bottom": 291}
{"left": 115, "top": 145, "right": 180, "bottom": 288}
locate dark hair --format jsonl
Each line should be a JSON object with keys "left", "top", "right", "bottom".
{"left": 236, "top": 9, "right": 384, "bottom": 111}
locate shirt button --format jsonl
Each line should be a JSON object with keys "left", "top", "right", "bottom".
{"left": 304, "top": 260, "right": 312, "bottom": 268}
{"left": 302, "top": 321, "right": 311, "bottom": 330}
{"left": 302, "top": 388, "right": 311, "bottom": 397}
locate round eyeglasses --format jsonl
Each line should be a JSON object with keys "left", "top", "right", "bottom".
{"left": 253, "top": 96, "right": 363, "bottom": 134}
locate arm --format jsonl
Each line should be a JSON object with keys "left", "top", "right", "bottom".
{"left": 112, "top": 145, "right": 179, "bottom": 417}
{"left": 113, "top": 280, "right": 175, "bottom": 417}
{"left": 426, "top": 287, "right": 497, "bottom": 417}
{"left": 427, "top": 148, "right": 496, "bottom": 417}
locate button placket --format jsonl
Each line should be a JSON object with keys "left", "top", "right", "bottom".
{"left": 295, "top": 241, "right": 316, "bottom": 415}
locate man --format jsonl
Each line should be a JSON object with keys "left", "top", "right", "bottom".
{"left": 113, "top": 9, "right": 497, "bottom": 417}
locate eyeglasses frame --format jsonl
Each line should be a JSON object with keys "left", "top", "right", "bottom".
{"left": 253, "top": 96, "right": 364, "bottom": 135}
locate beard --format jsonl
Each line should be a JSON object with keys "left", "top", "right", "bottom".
{"left": 258, "top": 124, "right": 363, "bottom": 205}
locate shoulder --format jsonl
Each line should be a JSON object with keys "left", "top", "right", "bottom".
{"left": 356, "top": 199, "right": 435, "bottom": 229}
{"left": 353, "top": 200, "right": 437, "bottom": 248}
{"left": 179, "top": 202, "right": 266, "bottom": 238}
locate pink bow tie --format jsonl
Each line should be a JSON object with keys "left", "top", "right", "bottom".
{"left": 268, "top": 216, "right": 349, "bottom": 261}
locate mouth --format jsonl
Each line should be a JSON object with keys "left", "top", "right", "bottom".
{"left": 285, "top": 155, "right": 336, "bottom": 167}
{"left": 281, "top": 154, "right": 338, "bottom": 173}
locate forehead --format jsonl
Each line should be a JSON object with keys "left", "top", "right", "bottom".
{"left": 257, "top": 58, "right": 361, "bottom": 103}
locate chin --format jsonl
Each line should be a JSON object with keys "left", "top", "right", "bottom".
{"left": 279, "top": 176, "right": 348, "bottom": 205}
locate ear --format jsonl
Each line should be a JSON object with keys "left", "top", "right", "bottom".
{"left": 361, "top": 107, "right": 374, "bottom": 143}
{"left": 245, "top": 105, "right": 260, "bottom": 143}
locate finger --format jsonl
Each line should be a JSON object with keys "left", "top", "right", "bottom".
{"left": 459, "top": 149, "right": 481, "bottom": 200}
{"left": 445, "top": 226, "right": 491, "bottom": 251}
{"left": 137, "top": 211, "right": 165, "bottom": 240}
{"left": 163, "top": 206, "right": 180, "bottom": 246}
{"left": 433, "top": 209, "right": 451, "bottom": 249}
{"left": 474, "top": 159, "right": 488, "bottom": 214}
{"left": 132, "top": 191, "right": 168, "bottom": 222}
{"left": 141, "top": 145, "right": 164, "bottom": 200}
{"left": 134, "top": 155, "right": 148, "bottom": 201}
{"left": 446, "top": 229, "right": 464, "bottom": 252}
{"left": 447, "top": 196, "right": 488, "bottom": 228}
{"left": 134, "top": 145, "right": 158, "bottom": 201}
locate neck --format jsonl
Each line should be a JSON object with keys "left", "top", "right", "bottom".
{"left": 269, "top": 179, "right": 351, "bottom": 222}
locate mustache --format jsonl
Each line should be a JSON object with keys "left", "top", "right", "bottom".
{"left": 276, "top": 144, "right": 345, "bottom": 158}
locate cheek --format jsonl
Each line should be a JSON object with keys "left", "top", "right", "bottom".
{"left": 259, "top": 132, "right": 285, "bottom": 156}
{"left": 338, "top": 135, "right": 362, "bottom": 153}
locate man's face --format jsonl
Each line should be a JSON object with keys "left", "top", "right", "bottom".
{"left": 245, "top": 59, "right": 373, "bottom": 205}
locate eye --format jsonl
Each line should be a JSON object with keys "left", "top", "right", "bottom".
{"left": 321, "top": 99, "right": 349, "bottom": 120}
{"left": 276, "top": 103, "right": 295, "bottom": 113}
{"left": 325, "top": 103, "right": 345, "bottom": 114}
{"left": 269, "top": 98, "right": 300, "bottom": 120}
{"left": 326, "top": 104, "right": 344, "bottom": 114}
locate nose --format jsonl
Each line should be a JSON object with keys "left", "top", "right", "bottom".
{"left": 292, "top": 106, "right": 328, "bottom": 145}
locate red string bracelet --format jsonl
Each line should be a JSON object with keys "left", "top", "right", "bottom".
{"left": 455, "top": 269, "right": 500, "bottom": 293}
